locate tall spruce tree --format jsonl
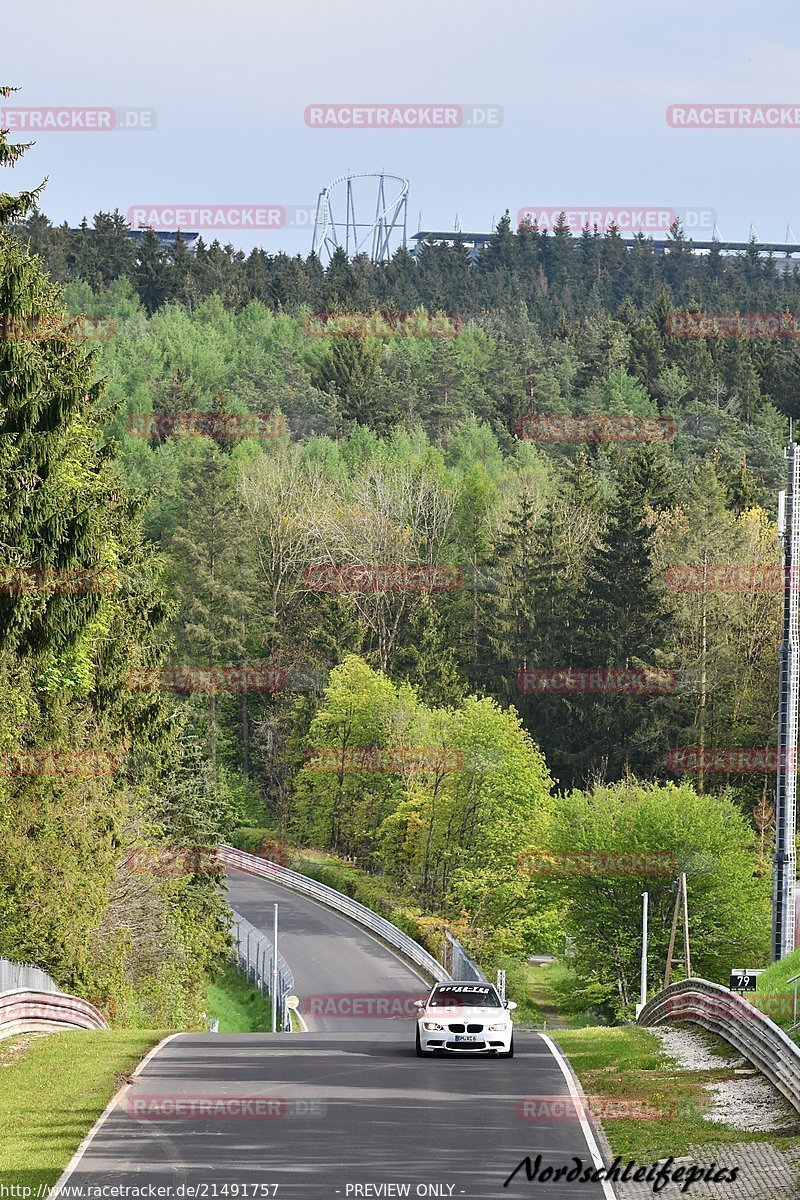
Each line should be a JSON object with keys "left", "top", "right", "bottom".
{"left": 0, "top": 97, "right": 227, "bottom": 1021}
{"left": 567, "top": 451, "right": 671, "bottom": 782}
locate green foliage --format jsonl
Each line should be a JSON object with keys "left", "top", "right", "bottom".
{"left": 4, "top": 185, "right": 789, "bottom": 1026}
{"left": 0, "top": 227, "right": 228, "bottom": 1025}
{"left": 538, "top": 781, "right": 770, "bottom": 1016}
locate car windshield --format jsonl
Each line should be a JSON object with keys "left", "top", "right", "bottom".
{"left": 429, "top": 986, "right": 501, "bottom": 1008}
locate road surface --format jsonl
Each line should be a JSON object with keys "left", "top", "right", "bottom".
{"left": 61, "top": 871, "right": 612, "bottom": 1198}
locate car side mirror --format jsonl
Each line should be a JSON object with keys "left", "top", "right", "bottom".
{"left": 506, "top": 1001, "right": 517, "bottom": 1011}
{"left": 414, "top": 1000, "right": 426, "bottom": 1008}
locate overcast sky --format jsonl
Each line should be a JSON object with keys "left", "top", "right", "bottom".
{"left": 4, "top": 0, "right": 800, "bottom": 257}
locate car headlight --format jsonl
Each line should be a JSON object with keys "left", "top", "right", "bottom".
{"left": 488, "top": 1022, "right": 509, "bottom": 1031}
{"left": 422, "top": 1021, "right": 444, "bottom": 1031}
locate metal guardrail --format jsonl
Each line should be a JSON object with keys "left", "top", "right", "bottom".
{"left": 0, "top": 989, "right": 109, "bottom": 1039}
{"left": 220, "top": 846, "right": 450, "bottom": 983}
{"left": 0, "top": 957, "right": 59, "bottom": 994}
{"left": 444, "top": 929, "right": 488, "bottom": 982}
{"left": 231, "top": 908, "right": 295, "bottom": 1031}
{"left": 637, "top": 978, "right": 800, "bottom": 1115}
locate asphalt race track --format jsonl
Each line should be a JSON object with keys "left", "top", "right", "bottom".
{"left": 225, "top": 866, "right": 431, "bottom": 1032}
{"left": 61, "top": 872, "right": 612, "bottom": 1198}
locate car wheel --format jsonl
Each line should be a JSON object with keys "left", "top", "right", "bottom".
{"left": 500, "top": 1036, "right": 514, "bottom": 1059}
{"left": 415, "top": 1028, "right": 424, "bottom": 1057}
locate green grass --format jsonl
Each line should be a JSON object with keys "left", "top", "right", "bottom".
{"left": 756, "top": 948, "right": 800, "bottom": 997}
{"left": 507, "top": 960, "right": 607, "bottom": 1028}
{"left": 737, "top": 949, "right": 800, "bottom": 1039}
{"left": 553, "top": 1024, "right": 800, "bottom": 1160}
{"left": 0, "top": 1028, "right": 164, "bottom": 1188}
{"left": 207, "top": 964, "right": 277, "bottom": 1032}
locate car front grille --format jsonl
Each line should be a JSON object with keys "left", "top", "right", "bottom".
{"left": 467, "top": 1023, "right": 483, "bottom": 1033}
{"left": 445, "top": 1040, "right": 486, "bottom": 1050}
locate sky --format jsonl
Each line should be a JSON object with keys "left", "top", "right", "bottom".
{"left": 4, "top": 0, "right": 800, "bottom": 258}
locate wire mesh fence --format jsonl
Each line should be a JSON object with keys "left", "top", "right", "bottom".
{"left": 0, "top": 957, "right": 60, "bottom": 996}
{"left": 230, "top": 909, "right": 295, "bottom": 1031}
{"left": 443, "top": 930, "right": 488, "bottom": 982}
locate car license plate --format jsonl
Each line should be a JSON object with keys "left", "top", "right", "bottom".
{"left": 454, "top": 1034, "right": 479, "bottom": 1042}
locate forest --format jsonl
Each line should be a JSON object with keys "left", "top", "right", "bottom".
{"left": 3, "top": 178, "right": 798, "bottom": 1020}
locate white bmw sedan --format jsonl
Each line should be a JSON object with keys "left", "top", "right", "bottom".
{"left": 415, "top": 981, "right": 516, "bottom": 1057}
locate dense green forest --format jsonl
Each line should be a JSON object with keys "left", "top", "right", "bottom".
{"left": 4, "top": 154, "right": 798, "bottom": 1018}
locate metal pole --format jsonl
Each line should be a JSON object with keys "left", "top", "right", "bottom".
{"left": 774, "top": 443, "right": 800, "bottom": 960}
{"left": 681, "top": 873, "right": 692, "bottom": 979}
{"left": 639, "top": 892, "right": 649, "bottom": 1014}
{"left": 271, "top": 903, "right": 279, "bottom": 1033}
{"left": 698, "top": 552, "right": 708, "bottom": 795}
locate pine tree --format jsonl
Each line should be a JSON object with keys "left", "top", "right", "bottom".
{"left": 0, "top": 87, "right": 44, "bottom": 225}
{"left": 167, "top": 445, "right": 251, "bottom": 770}
{"left": 565, "top": 452, "right": 672, "bottom": 782}
{"left": 134, "top": 228, "right": 168, "bottom": 313}
{"left": 483, "top": 488, "right": 540, "bottom": 706}
{"left": 314, "top": 334, "right": 381, "bottom": 425}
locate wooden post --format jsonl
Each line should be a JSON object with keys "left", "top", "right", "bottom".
{"left": 664, "top": 878, "right": 681, "bottom": 989}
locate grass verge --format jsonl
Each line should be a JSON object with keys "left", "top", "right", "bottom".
{"left": 553, "top": 1024, "right": 800, "bottom": 1160}
{"left": 505, "top": 959, "right": 607, "bottom": 1028}
{"left": 0, "top": 1028, "right": 165, "bottom": 1188}
{"left": 207, "top": 963, "right": 276, "bottom": 1032}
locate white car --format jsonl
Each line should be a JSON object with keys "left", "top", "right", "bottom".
{"left": 414, "top": 981, "right": 516, "bottom": 1057}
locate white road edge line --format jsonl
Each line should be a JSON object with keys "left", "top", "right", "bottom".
{"left": 540, "top": 1032, "right": 618, "bottom": 1200}
{"left": 53, "top": 1032, "right": 187, "bottom": 1190}
{"left": 294, "top": 1007, "right": 309, "bottom": 1033}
